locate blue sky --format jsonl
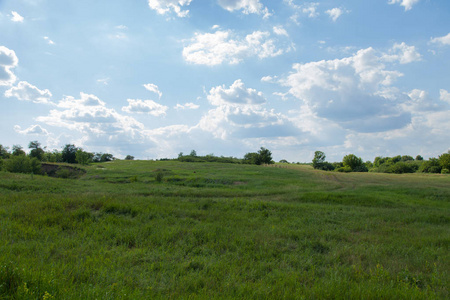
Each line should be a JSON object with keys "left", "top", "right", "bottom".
{"left": 1, "top": 0, "right": 449, "bottom": 162}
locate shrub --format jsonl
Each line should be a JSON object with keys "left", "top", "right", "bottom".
{"left": 353, "top": 164, "right": 368, "bottom": 172}
{"left": 343, "top": 154, "right": 364, "bottom": 171}
{"left": 336, "top": 166, "right": 352, "bottom": 173}
{"left": 388, "top": 162, "right": 414, "bottom": 174}
{"left": 4, "top": 156, "right": 41, "bottom": 174}
{"left": 419, "top": 158, "right": 442, "bottom": 173}
{"left": 439, "top": 152, "right": 450, "bottom": 170}
{"left": 441, "top": 168, "right": 449, "bottom": 174}
{"left": 155, "top": 171, "right": 164, "bottom": 183}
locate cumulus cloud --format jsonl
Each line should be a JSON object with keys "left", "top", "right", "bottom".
{"left": 5, "top": 81, "right": 53, "bottom": 104}
{"left": 207, "top": 79, "right": 266, "bottom": 106}
{"left": 430, "top": 33, "right": 450, "bottom": 46}
{"left": 38, "top": 93, "right": 144, "bottom": 136}
{"left": 0, "top": 46, "right": 18, "bottom": 86}
{"left": 122, "top": 99, "right": 168, "bottom": 116}
{"left": 282, "top": 46, "right": 415, "bottom": 133}
{"left": 143, "top": 83, "right": 163, "bottom": 99}
{"left": 58, "top": 92, "right": 105, "bottom": 108}
{"left": 325, "top": 8, "right": 347, "bottom": 22}
{"left": 388, "top": 0, "right": 420, "bottom": 11}
{"left": 11, "top": 11, "right": 24, "bottom": 22}
{"left": 302, "top": 3, "right": 319, "bottom": 18}
{"left": 273, "top": 25, "right": 288, "bottom": 37}
{"left": 382, "top": 42, "right": 421, "bottom": 64}
{"left": 14, "top": 125, "right": 49, "bottom": 135}
{"left": 217, "top": 0, "right": 271, "bottom": 18}
{"left": 148, "top": 0, "right": 192, "bottom": 17}
{"left": 183, "top": 30, "right": 290, "bottom": 65}
{"left": 174, "top": 102, "right": 200, "bottom": 110}
{"left": 440, "top": 89, "right": 450, "bottom": 104}
{"left": 197, "top": 80, "right": 299, "bottom": 140}
{"left": 261, "top": 75, "right": 277, "bottom": 83}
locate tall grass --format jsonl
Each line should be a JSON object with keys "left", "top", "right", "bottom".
{"left": 0, "top": 161, "right": 448, "bottom": 298}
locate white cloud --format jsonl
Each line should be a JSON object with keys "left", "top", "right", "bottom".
{"left": 273, "top": 25, "right": 288, "bottom": 37}
{"left": 143, "top": 83, "right": 163, "bottom": 99}
{"left": 302, "top": 3, "right": 319, "bottom": 18}
{"left": 382, "top": 42, "right": 421, "bottom": 64}
{"left": 261, "top": 75, "right": 277, "bottom": 83}
{"left": 217, "top": 0, "right": 271, "bottom": 17}
{"left": 0, "top": 46, "right": 18, "bottom": 86}
{"left": 58, "top": 92, "right": 105, "bottom": 108}
{"left": 388, "top": 0, "right": 420, "bottom": 11}
{"left": 183, "top": 30, "right": 289, "bottom": 65}
{"left": 4, "top": 81, "right": 53, "bottom": 104}
{"left": 97, "top": 78, "right": 109, "bottom": 85}
{"left": 430, "top": 33, "right": 450, "bottom": 46}
{"left": 197, "top": 80, "right": 299, "bottom": 140}
{"left": 282, "top": 47, "right": 412, "bottom": 133}
{"left": 38, "top": 93, "right": 145, "bottom": 138}
{"left": 122, "top": 99, "right": 168, "bottom": 116}
{"left": 174, "top": 102, "right": 200, "bottom": 110}
{"left": 325, "top": 8, "right": 346, "bottom": 22}
{"left": 207, "top": 79, "right": 266, "bottom": 106}
{"left": 14, "top": 125, "right": 49, "bottom": 135}
{"left": 440, "top": 89, "right": 450, "bottom": 104}
{"left": 43, "top": 36, "right": 55, "bottom": 45}
{"left": 148, "top": 0, "right": 192, "bottom": 17}
{"left": 11, "top": 11, "right": 24, "bottom": 22}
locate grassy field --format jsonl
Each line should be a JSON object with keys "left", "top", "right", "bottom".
{"left": 0, "top": 160, "right": 449, "bottom": 299}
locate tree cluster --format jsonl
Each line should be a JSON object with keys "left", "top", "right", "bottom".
{"left": 312, "top": 151, "right": 450, "bottom": 174}
{"left": 0, "top": 141, "right": 117, "bottom": 175}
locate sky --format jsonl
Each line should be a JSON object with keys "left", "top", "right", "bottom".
{"left": 0, "top": 0, "right": 449, "bottom": 162}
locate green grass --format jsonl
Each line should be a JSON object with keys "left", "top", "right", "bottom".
{"left": 0, "top": 161, "right": 449, "bottom": 299}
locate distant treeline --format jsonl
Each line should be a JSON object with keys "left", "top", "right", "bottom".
{"left": 311, "top": 151, "right": 450, "bottom": 174}
{"left": 0, "top": 142, "right": 274, "bottom": 175}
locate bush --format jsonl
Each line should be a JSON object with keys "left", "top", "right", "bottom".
{"left": 419, "top": 158, "right": 442, "bottom": 173}
{"left": 155, "top": 171, "right": 164, "bottom": 183}
{"left": 4, "top": 156, "right": 41, "bottom": 174}
{"left": 388, "top": 162, "right": 414, "bottom": 174}
{"left": 343, "top": 154, "right": 364, "bottom": 171}
{"left": 336, "top": 166, "right": 352, "bottom": 173}
{"left": 353, "top": 164, "right": 368, "bottom": 172}
{"left": 441, "top": 168, "right": 449, "bottom": 174}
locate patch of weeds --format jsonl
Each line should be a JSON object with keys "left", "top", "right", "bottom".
{"left": 103, "top": 204, "right": 138, "bottom": 217}
{"left": 155, "top": 171, "right": 164, "bottom": 183}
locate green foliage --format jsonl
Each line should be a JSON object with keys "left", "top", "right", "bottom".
{"left": 257, "top": 147, "right": 273, "bottom": 164}
{"left": 155, "top": 170, "right": 164, "bottom": 182}
{"left": 11, "top": 145, "right": 25, "bottom": 157}
{"left": 75, "top": 150, "right": 92, "bottom": 165}
{"left": 0, "top": 145, "right": 10, "bottom": 159}
{"left": 419, "top": 158, "right": 442, "bottom": 173}
{"left": 312, "top": 151, "right": 325, "bottom": 169}
{"left": 189, "top": 150, "right": 197, "bottom": 157}
{"left": 92, "top": 153, "right": 115, "bottom": 163}
{"left": 28, "top": 141, "right": 45, "bottom": 161}
{"left": 0, "top": 158, "right": 3, "bottom": 171}
{"left": 401, "top": 155, "right": 414, "bottom": 162}
{"left": 415, "top": 155, "right": 424, "bottom": 161}
{"left": 343, "top": 154, "right": 365, "bottom": 172}
{"left": 62, "top": 144, "right": 78, "bottom": 163}
{"left": 279, "top": 159, "right": 289, "bottom": 164}
{"left": 0, "top": 160, "right": 449, "bottom": 298}
{"left": 438, "top": 152, "right": 450, "bottom": 170}
{"left": 125, "top": 155, "right": 135, "bottom": 160}
{"left": 4, "top": 156, "right": 41, "bottom": 174}
{"left": 441, "top": 168, "right": 449, "bottom": 174}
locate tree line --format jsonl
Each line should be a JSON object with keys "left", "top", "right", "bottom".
{"left": 312, "top": 151, "right": 450, "bottom": 174}
{"left": 0, "top": 141, "right": 120, "bottom": 174}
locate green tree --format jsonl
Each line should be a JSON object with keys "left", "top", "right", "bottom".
{"left": 75, "top": 149, "right": 92, "bottom": 165}
{"left": 0, "top": 144, "right": 10, "bottom": 159}
{"left": 438, "top": 151, "right": 450, "bottom": 170}
{"left": 125, "top": 155, "right": 135, "bottom": 160}
{"left": 62, "top": 144, "right": 78, "bottom": 163}
{"left": 415, "top": 155, "right": 423, "bottom": 161}
{"left": 257, "top": 147, "right": 273, "bottom": 165}
{"left": 12, "top": 145, "right": 26, "bottom": 156}
{"left": 243, "top": 152, "right": 260, "bottom": 165}
{"left": 343, "top": 154, "right": 364, "bottom": 171}
{"left": 190, "top": 150, "right": 197, "bottom": 157}
{"left": 419, "top": 158, "right": 441, "bottom": 173}
{"left": 312, "top": 151, "right": 326, "bottom": 169}
{"left": 28, "top": 141, "right": 45, "bottom": 161}
{"left": 5, "top": 156, "right": 41, "bottom": 174}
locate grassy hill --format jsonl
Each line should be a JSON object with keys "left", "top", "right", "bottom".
{"left": 1, "top": 160, "right": 449, "bottom": 299}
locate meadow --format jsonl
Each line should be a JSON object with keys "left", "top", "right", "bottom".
{"left": 0, "top": 160, "right": 449, "bottom": 299}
